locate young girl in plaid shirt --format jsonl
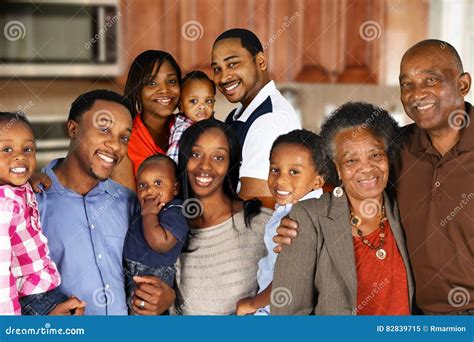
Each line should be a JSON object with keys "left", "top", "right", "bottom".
{"left": 0, "top": 112, "right": 84, "bottom": 315}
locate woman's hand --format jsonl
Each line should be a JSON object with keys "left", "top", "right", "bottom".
{"left": 131, "top": 275, "right": 175, "bottom": 315}
{"left": 236, "top": 297, "right": 257, "bottom": 316}
{"left": 48, "top": 296, "right": 86, "bottom": 315}
{"left": 29, "top": 172, "right": 52, "bottom": 193}
{"left": 272, "top": 217, "right": 299, "bottom": 253}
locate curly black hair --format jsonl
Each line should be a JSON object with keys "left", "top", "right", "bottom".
{"left": 270, "top": 129, "right": 326, "bottom": 179}
{"left": 320, "top": 101, "right": 402, "bottom": 189}
{"left": 181, "top": 70, "right": 216, "bottom": 95}
{"left": 137, "top": 154, "right": 178, "bottom": 181}
{"left": 0, "top": 111, "right": 34, "bottom": 135}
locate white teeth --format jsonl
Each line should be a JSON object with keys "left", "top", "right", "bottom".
{"left": 359, "top": 177, "right": 377, "bottom": 184}
{"left": 196, "top": 176, "right": 212, "bottom": 183}
{"left": 276, "top": 190, "right": 290, "bottom": 195}
{"left": 11, "top": 167, "right": 26, "bottom": 174}
{"left": 225, "top": 83, "right": 239, "bottom": 91}
{"left": 97, "top": 153, "right": 114, "bottom": 163}
{"left": 156, "top": 98, "right": 171, "bottom": 105}
{"left": 417, "top": 103, "right": 434, "bottom": 110}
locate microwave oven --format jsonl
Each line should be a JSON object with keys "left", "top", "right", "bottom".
{"left": 0, "top": 0, "right": 123, "bottom": 77}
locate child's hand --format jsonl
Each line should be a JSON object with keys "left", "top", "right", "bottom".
{"left": 49, "top": 296, "right": 86, "bottom": 315}
{"left": 140, "top": 197, "right": 165, "bottom": 216}
{"left": 236, "top": 297, "right": 257, "bottom": 316}
{"left": 29, "top": 172, "right": 52, "bottom": 193}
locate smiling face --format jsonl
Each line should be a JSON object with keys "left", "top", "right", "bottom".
{"left": 399, "top": 45, "right": 470, "bottom": 132}
{"left": 137, "top": 158, "right": 178, "bottom": 205}
{"left": 0, "top": 121, "right": 36, "bottom": 186}
{"left": 141, "top": 60, "right": 180, "bottom": 118}
{"left": 179, "top": 79, "right": 215, "bottom": 122}
{"left": 186, "top": 127, "right": 230, "bottom": 199}
{"left": 268, "top": 143, "right": 324, "bottom": 205}
{"left": 333, "top": 128, "right": 389, "bottom": 204}
{"left": 68, "top": 100, "right": 132, "bottom": 181}
{"left": 211, "top": 38, "right": 266, "bottom": 108}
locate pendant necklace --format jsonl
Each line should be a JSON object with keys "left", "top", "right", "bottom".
{"left": 350, "top": 206, "right": 387, "bottom": 260}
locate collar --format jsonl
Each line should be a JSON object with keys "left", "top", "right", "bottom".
{"left": 175, "top": 113, "right": 194, "bottom": 125}
{"left": 43, "top": 158, "right": 115, "bottom": 197}
{"left": 232, "top": 80, "right": 277, "bottom": 122}
{"left": 0, "top": 182, "right": 34, "bottom": 201}
{"left": 410, "top": 102, "right": 474, "bottom": 153}
{"left": 274, "top": 188, "right": 323, "bottom": 211}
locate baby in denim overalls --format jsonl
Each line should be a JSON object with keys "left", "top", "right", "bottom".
{"left": 123, "top": 154, "right": 188, "bottom": 313}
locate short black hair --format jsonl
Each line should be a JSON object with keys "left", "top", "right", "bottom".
{"left": 181, "top": 70, "right": 216, "bottom": 95}
{"left": 124, "top": 50, "right": 182, "bottom": 118}
{"left": 270, "top": 129, "right": 326, "bottom": 178}
{"left": 213, "top": 28, "right": 263, "bottom": 56}
{"left": 0, "top": 111, "right": 34, "bottom": 136}
{"left": 68, "top": 89, "right": 133, "bottom": 122}
{"left": 404, "top": 39, "right": 464, "bottom": 73}
{"left": 137, "top": 153, "right": 178, "bottom": 181}
{"left": 320, "top": 102, "right": 401, "bottom": 186}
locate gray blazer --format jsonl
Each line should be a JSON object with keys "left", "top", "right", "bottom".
{"left": 271, "top": 191, "right": 414, "bottom": 315}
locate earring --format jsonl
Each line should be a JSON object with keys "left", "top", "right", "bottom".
{"left": 135, "top": 100, "right": 142, "bottom": 114}
{"left": 332, "top": 177, "right": 343, "bottom": 198}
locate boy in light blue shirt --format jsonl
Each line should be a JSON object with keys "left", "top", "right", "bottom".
{"left": 236, "top": 129, "right": 326, "bottom": 315}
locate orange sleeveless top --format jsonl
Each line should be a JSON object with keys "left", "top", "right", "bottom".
{"left": 127, "top": 114, "right": 174, "bottom": 176}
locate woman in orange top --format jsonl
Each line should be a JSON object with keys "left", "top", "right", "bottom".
{"left": 112, "top": 50, "right": 182, "bottom": 190}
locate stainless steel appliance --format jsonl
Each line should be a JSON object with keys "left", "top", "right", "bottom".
{"left": 0, "top": 0, "right": 122, "bottom": 77}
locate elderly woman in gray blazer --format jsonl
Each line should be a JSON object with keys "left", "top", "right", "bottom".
{"left": 271, "top": 102, "right": 414, "bottom": 315}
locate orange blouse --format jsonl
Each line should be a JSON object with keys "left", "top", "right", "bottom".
{"left": 127, "top": 114, "right": 174, "bottom": 176}
{"left": 353, "top": 220, "right": 410, "bottom": 315}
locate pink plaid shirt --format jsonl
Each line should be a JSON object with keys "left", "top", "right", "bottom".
{"left": 0, "top": 183, "right": 61, "bottom": 315}
{"left": 167, "top": 114, "right": 194, "bottom": 164}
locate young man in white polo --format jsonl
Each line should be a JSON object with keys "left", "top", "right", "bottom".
{"left": 211, "top": 28, "right": 301, "bottom": 208}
